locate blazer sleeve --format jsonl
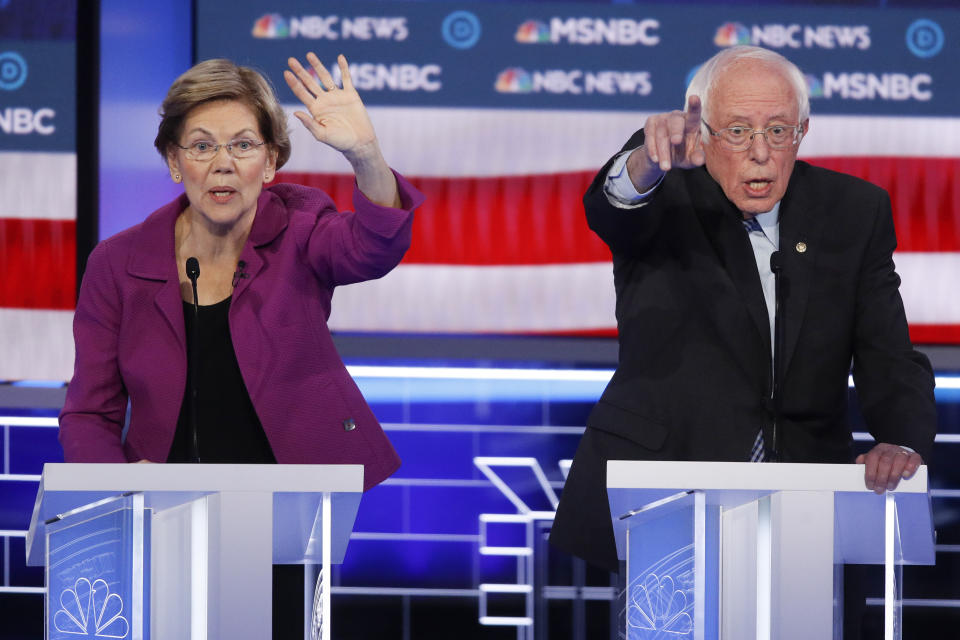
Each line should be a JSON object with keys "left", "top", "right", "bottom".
{"left": 850, "top": 190, "right": 937, "bottom": 461}
{"left": 583, "top": 129, "right": 671, "bottom": 256}
{"left": 304, "top": 170, "right": 425, "bottom": 287}
{"left": 58, "top": 241, "right": 130, "bottom": 462}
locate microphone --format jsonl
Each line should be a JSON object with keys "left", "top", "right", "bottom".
{"left": 185, "top": 257, "right": 201, "bottom": 463}
{"left": 769, "top": 250, "right": 783, "bottom": 275}
{"left": 769, "top": 250, "right": 784, "bottom": 462}
{"left": 186, "top": 256, "right": 200, "bottom": 287}
{"left": 232, "top": 260, "right": 248, "bottom": 288}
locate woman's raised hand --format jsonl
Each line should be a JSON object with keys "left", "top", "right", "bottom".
{"left": 284, "top": 53, "right": 380, "bottom": 162}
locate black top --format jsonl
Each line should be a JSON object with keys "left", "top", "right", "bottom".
{"left": 168, "top": 296, "right": 276, "bottom": 463}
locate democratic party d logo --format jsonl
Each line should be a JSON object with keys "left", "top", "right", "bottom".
{"left": 906, "top": 19, "right": 943, "bottom": 58}
{"left": 0, "top": 51, "right": 27, "bottom": 91}
{"left": 442, "top": 11, "right": 481, "bottom": 49}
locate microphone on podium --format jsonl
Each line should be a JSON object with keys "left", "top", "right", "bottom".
{"left": 769, "top": 250, "right": 784, "bottom": 462}
{"left": 186, "top": 257, "right": 201, "bottom": 463}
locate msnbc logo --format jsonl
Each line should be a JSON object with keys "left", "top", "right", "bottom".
{"left": 515, "top": 20, "right": 550, "bottom": 44}
{"left": 495, "top": 68, "right": 533, "bottom": 94}
{"left": 252, "top": 14, "right": 289, "bottom": 39}
{"left": 714, "top": 22, "right": 750, "bottom": 47}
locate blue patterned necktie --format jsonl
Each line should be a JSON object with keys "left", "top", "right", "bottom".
{"left": 750, "top": 429, "right": 766, "bottom": 462}
{"left": 743, "top": 216, "right": 767, "bottom": 462}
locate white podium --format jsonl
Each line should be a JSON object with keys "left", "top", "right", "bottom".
{"left": 607, "top": 461, "right": 934, "bottom": 640}
{"left": 26, "top": 463, "right": 364, "bottom": 640}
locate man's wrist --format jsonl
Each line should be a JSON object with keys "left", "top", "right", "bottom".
{"left": 604, "top": 147, "right": 664, "bottom": 208}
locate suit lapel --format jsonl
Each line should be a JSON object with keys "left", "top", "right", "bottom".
{"left": 232, "top": 189, "right": 288, "bottom": 301}
{"left": 777, "top": 164, "right": 826, "bottom": 380}
{"left": 689, "top": 170, "right": 773, "bottom": 365}
{"left": 126, "top": 195, "right": 188, "bottom": 351}
{"left": 120, "top": 190, "right": 289, "bottom": 349}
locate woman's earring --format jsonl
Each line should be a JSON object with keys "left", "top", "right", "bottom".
{"left": 174, "top": 174, "right": 181, "bottom": 183}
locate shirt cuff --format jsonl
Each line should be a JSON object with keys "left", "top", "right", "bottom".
{"left": 603, "top": 147, "right": 663, "bottom": 209}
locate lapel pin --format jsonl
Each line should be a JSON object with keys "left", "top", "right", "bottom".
{"left": 795, "top": 242, "right": 807, "bottom": 253}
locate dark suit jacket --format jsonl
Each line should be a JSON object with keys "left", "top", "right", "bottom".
{"left": 60, "top": 177, "right": 425, "bottom": 490}
{"left": 549, "top": 130, "right": 937, "bottom": 572}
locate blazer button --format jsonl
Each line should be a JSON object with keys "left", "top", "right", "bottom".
{"left": 343, "top": 418, "right": 357, "bottom": 431}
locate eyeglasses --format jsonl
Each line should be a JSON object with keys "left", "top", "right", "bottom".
{"left": 176, "top": 138, "right": 266, "bottom": 161}
{"left": 702, "top": 120, "right": 803, "bottom": 151}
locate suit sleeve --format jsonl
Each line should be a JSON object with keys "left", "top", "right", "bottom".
{"left": 305, "top": 170, "right": 425, "bottom": 287}
{"left": 583, "top": 129, "right": 670, "bottom": 256}
{"left": 850, "top": 191, "right": 937, "bottom": 461}
{"left": 58, "top": 241, "right": 130, "bottom": 462}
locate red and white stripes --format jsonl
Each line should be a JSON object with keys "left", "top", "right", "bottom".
{"left": 2, "top": 108, "right": 957, "bottom": 381}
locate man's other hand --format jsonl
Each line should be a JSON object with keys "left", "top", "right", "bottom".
{"left": 855, "top": 442, "right": 923, "bottom": 494}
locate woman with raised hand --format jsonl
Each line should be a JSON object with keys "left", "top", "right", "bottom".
{"left": 60, "top": 53, "right": 423, "bottom": 490}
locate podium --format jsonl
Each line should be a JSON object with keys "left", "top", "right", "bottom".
{"left": 26, "top": 463, "right": 364, "bottom": 640}
{"left": 607, "top": 461, "right": 934, "bottom": 640}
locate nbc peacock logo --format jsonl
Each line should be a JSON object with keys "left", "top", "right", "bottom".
{"left": 252, "top": 13, "right": 290, "bottom": 39}
{"left": 495, "top": 68, "right": 533, "bottom": 93}
{"left": 515, "top": 20, "right": 550, "bottom": 44}
{"left": 805, "top": 73, "right": 824, "bottom": 99}
{"left": 54, "top": 577, "right": 129, "bottom": 638}
{"left": 714, "top": 22, "right": 750, "bottom": 47}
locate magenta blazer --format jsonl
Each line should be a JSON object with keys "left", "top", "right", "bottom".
{"left": 59, "top": 175, "right": 424, "bottom": 490}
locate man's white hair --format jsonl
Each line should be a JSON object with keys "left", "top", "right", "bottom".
{"left": 686, "top": 46, "right": 810, "bottom": 128}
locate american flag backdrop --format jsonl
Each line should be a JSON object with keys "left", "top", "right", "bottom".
{"left": 0, "top": 151, "right": 76, "bottom": 381}
{"left": 2, "top": 1, "right": 959, "bottom": 383}
{"left": 280, "top": 107, "right": 960, "bottom": 342}
{"left": 1, "top": 0, "right": 77, "bottom": 382}
{"left": 3, "top": 102, "right": 959, "bottom": 382}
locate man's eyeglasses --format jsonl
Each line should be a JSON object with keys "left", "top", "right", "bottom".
{"left": 702, "top": 120, "right": 803, "bottom": 151}
{"left": 176, "top": 138, "right": 266, "bottom": 161}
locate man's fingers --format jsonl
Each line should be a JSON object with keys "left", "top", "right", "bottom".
{"left": 858, "top": 444, "right": 923, "bottom": 494}
{"left": 666, "top": 112, "right": 687, "bottom": 145}
{"left": 652, "top": 121, "right": 674, "bottom": 171}
{"left": 874, "top": 451, "right": 898, "bottom": 494}
{"left": 644, "top": 115, "right": 662, "bottom": 163}
{"left": 902, "top": 453, "right": 921, "bottom": 479}
{"left": 885, "top": 452, "right": 911, "bottom": 490}
{"left": 644, "top": 100, "right": 706, "bottom": 171}
{"left": 889, "top": 451, "right": 922, "bottom": 489}
{"left": 862, "top": 457, "right": 879, "bottom": 492}
{"left": 857, "top": 447, "right": 883, "bottom": 492}
{"left": 685, "top": 95, "right": 702, "bottom": 131}
{"left": 689, "top": 144, "right": 706, "bottom": 168}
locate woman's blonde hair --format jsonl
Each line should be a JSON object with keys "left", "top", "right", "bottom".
{"left": 154, "top": 58, "right": 291, "bottom": 169}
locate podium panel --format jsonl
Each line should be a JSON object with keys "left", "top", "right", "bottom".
{"left": 46, "top": 493, "right": 148, "bottom": 639}
{"left": 623, "top": 491, "right": 720, "bottom": 639}
{"left": 27, "top": 463, "right": 364, "bottom": 640}
{"left": 608, "top": 461, "right": 934, "bottom": 640}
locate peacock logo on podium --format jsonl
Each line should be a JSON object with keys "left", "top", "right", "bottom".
{"left": 53, "top": 577, "right": 130, "bottom": 638}
{"left": 628, "top": 570, "right": 694, "bottom": 636}
{"left": 625, "top": 542, "right": 695, "bottom": 638}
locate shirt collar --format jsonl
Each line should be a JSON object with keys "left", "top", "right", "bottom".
{"left": 751, "top": 201, "right": 781, "bottom": 231}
